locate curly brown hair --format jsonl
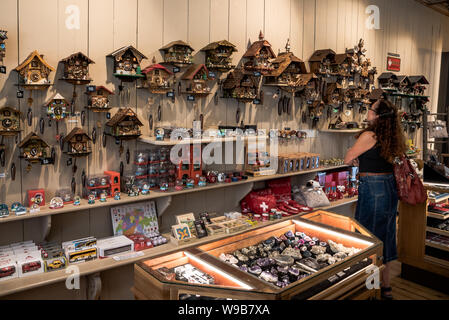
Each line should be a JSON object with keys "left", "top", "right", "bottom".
{"left": 357, "top": 99, "right": 407, "bottom": 163}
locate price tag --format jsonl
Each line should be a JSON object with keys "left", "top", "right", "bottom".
{"left": 115, "top": 138, "right": 120, "bottom": 145}
{"left": 86, "top": 85, "right": 96, "bottom": 92}
{"left": 173, "top": 67, "right": 180, "bottom": 73}
{"left": 208, "top": 71, "right": 216, "bottom": 79}
{"left": 0, "top": 66, "right": 6, "bottom": 74}
{"left": 41, "top": 159, "right": 50, "bottom": 165}
{"left": 17, "top": 90, "right": 24, "bottom": 99}
{"left": 166, "top": 91, "right": 174, "bottom": 98}
{"left": 0, "top": 173, "right": 6, "bottom": 178}
{"left": 106, "top": 112, "right": 111, "bottom": 119}
{"left": 187, "top": 95, "right": 195, "bottom": 102}
{"left": 253, "top": 99, "right": 261, "bottom": 105}
{"left": 67, "top": 158, "right": 73, "bottom": 166}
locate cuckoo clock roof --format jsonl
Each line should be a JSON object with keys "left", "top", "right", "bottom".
{"left": 269, "top": 52, "right": 307, "bottom": 77}
{"left": 243, "top": 38, "right": 276, "bottom": 59}
{"left": 395, "top": 75, "right": 411, "bottom": 86}
{"left": 63, "top": 127, "right": 91, "bottom": 143}
{"left": 200, "top": 40, "right": 237, "bottom": 52}
{"left": 44, "top": 93, "right": 69, "bottom": 106}
{"left": 160, "top": 40, "right": 194, "bottom": 52}
{"left": 181, "top": 64, "right": 209, "bottom": 80}
{"left": 89, "top": 85, "right": 114, "bottom": 96}
{"left": 142, "top": 63, "right": 173, "bottom": 75}
{"left": 309, "top": 49, "right": 336, "bottom": 62}
{"left": 409, "top": 75, "right": 429, "bottom": 85}
{"left": 60, "top": 52, "right": 95, "bottom": 64}
{"left": 0, "top": 30, "right": 7, "bottom": 40}
{"left": 369, "top": 88, "right": 386, "bottom": 101}
{"left": 378, "top": 72, "right": 397, "bottom": 81}
{"left": 0, "top": 106, "right": 21, "bottom": 115}
{"left": 296, "top": 73, "right": 316, "bottom": 86}
{"left": 108, "top": 46, "right": 147, "bottom": 63}
{"left": 223, "top": 68, "right": 258, "bottom": 89}
{"left": 332, "top": 53, "right": 351, "bottom": 65}
{"left": 106, "top": 108, "right": 143, "bottom": 127}
{"left": 18, "top": 132, "right": 49, "bottom": 148}
{"left": 15, "top": 50, "right": 55, "bottom": 72}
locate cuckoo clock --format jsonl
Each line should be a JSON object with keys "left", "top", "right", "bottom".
{"left": 0, "top": 106, "right": 21, "bottom": 136}
{"left": 160, "top": 40, "right": 194, "bottom": 66}
{"left": 0, "top": 30, "right": 7, "bottom": 67}
{"left": 141, "top": 57, "right": 174, "bottom": 94}
{"left": 264, "top": 39, "right": 307, "bottom": 91}
{"left": 63, "top": 127, "right": 91, "bottom": 157}
{"left": 394, "top": 76, "right": 412, "bottom": 94}
{"left": 15, "top": 51, "right": 54, "bottom": 88}
{"left": 18, "top": 132, "right": 51, "bottom": 164}
{"left": 309, "top": 49, "right": 336, "bottom": 75}
{"left": 409, "top": 75, "right": 429, "bottom": 96}
{"left": 86, "top": 85, "right": 114, "bottom": 112}
{"left": 201, "top": 40, "right": 237, "bottom": 72}
{"left": 105, "top": 108, "right": 143, "bottom": 139}
{"left": 243, "top": 31, "right": 276, "bottom": 75}
{"left": 44, "top": 93, "right": 70, "bottom": 121}
{"left": 331, "top": 53, "right": 353, "bottom": 77}
{"left": 60, "top": 52, "right": 94, "bottom": 85}
{"left": 107, "top": 46, "right": 147, "bottom": 81}
{"left": 181, "top": 64, "right": 211, "bottom": 96}
{"left": 297, "top": 73, "right": 320, "bottom": 102}
{"left": 378, "top": 72, "right": 398, "bottom": 90}
{"left": 222, "top": 68, "right": 260, "bottom": 102}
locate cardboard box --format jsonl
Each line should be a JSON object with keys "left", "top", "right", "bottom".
{"left": 0, "top": 258, "right": 18, "bottom": 281}
{"left": 16, "top": 253, "right": 44, "bottom": 277}
{"left": 97, "top": 236, "right": 134, "bottom": 258}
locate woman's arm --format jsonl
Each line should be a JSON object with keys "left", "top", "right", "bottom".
{"left": 344, "top": 131, "right": 377, "bottom": 165}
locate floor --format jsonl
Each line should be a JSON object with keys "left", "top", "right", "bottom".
{"left": 390, "top": 261, "right": 449, "bottom": 300}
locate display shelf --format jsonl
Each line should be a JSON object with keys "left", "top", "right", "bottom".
{"left": 138, "top": 135, "right": 269, "bottom": 146}
{"left": 426, "top": 227, "right": 449, "bottom": 238}
{"left": 0, "top": 165, "right": 348, "bottom": 224}
{"left": 428, "top": 194, "right": 449, "bottom": 203}
{"left": 319, "top": 129, "right": 363, "bottom": 134}
{"left": 423, "top": 255, "right": 449, "bottom": 268}
{"left": 427, "top": 211, "right": 449, "bottom": 220}
{"left": 0, "top": 198, "right": 358, "bottom": 298}
{"left": 425, "top": 240, "right": 449, "bottom": 253}
{"left": 321, "top": 197, "right": 358, "bottom": 210}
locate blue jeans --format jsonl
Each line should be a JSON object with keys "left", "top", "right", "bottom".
{"left": 355, "top": 174, "right": 398, "bottom": 264}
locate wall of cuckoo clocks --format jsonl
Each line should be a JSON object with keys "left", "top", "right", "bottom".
{"left": 0, "top": 0, "right": 446, "bottom": 299}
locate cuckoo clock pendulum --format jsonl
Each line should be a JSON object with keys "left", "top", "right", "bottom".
{"left": 14, "top": 51, "right": 55, "bottom": 126}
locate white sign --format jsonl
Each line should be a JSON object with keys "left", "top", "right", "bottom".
{"left": 365, "top": 5, "right": 380, "bottom": 30}
{"left": 65, "top": 5, "right": 81, "bottom": 30}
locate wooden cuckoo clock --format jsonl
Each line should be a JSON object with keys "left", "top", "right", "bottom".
{"left": 107, "top": 45, "right": 147, "bottom": 82}
{"left": 394, "top": 76, "right": 412, "bottom": 94}
{"left": 44, "top": 93, "right": 70, "bottom": 121}
{"left": 222, "top": 68, "right": 260, "bottom": 102}
{"left": 105, "top": 108, "right": 143, "bottom": 139}
{"left": 378, "top": 72, "right": 398, "bottom": 90}
{"left": 409, "top": 75, "right": 429, "bottom": 96}
{"left": 201, "top": 40, "right": 237, "bottom": 72}
{"left": 86, "top": 85, "right": 114, "bottom": 112}
{"left": 0, "top": 30, "right": 7, "bottom": 68}
{"left": 141, "top": 57, "right": 174, "bottom": 94}
{"left": 60, "top": 52, "right": 94, "bottom": 85}
{"left": 181, "top": 64, "right": 211, "bottom": 96}
{"left": 264, "top": 39, "right": 307, "bottom": 92}
{"left": 160, "top": 40, "right": 194, "bottom": 66}
{"left": 63, "top": 127, "right": 91, "bottom": 157}
{"left": 297, "top": 73, "right": 320, "bottom": 102}
{"left": 243, "top": 31, "right": 276, "bottom": 75}
{"left": 15, "top": 50, "right": 54, "bottom": 89}
{"left": 18, "top": 132, "right": 52, "bottom": 164}
{"left": 309, "top": 49, "right": 336, "bottom": 75}
{"left": 0, "top": 106, "right": 21, "bottom": 136}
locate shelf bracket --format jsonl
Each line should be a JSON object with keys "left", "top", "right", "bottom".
{"left": 87, "top": 272, "right": 102, "bottom": 300}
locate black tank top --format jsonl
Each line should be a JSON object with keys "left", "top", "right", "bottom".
{"left": 359, "top": 145, "right": 393, "bottom": 173}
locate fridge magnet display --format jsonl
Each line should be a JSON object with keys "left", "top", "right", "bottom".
{"left": 308, "top": 49, "right": 336, "bottom": 74}
{"left": 141, "top": 57, "right": 174, "bottom": 94}
{"left": 105, "top": 108, "right": 143, "bottom": 140}
{"left": 222, "top": 68, "right": 260, "bottom": 102}
{"left": 63, "top": 127, "right": 92, "bottom": 157}
{"left": 86, "top": 85, "right": 114, "bottom": 112}
{"left": 181, "top": 64, "right": 211, "bottom": 96}
{"left": 28, "top": 189, "right": 45, "bottom": 207}
{"left": 107, "top": 45, "right": 147, "bottom": 81}
{"left": 159, "top": 40, "right": 194, "bottom": 66}
{"left": 14, "top": 50, "right": 54, "bottom": 89}
{"left": 0, "top": 106, "right": 21, "bottom": 136}
{"left": 243, "top": 31, "right": 276, "bottom": 75}
{"left": 171, "top": 223, "right": 193, "bottom": 241}
{"left": 200, "top": 40, "right": 237, "bottom": 72}
{"left": 111, "top": 201, "right": 159, "bottom": 236}
{"left": 59, "top": 52, "right": 94, "bottom": 85}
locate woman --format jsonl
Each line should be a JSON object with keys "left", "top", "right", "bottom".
{"left": 344, "top": 99, "right": 407, "bottom": 300}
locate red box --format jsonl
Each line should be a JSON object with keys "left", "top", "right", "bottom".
{"left": 126, "top": 234, "right": 153, "bottom": 251}
{"left": 28, "top": 189, "right": 45, "bottom": 207}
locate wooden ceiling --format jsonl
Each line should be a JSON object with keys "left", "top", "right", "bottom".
{"left": 416, "top": 0, "right": 449, "bottom": 17}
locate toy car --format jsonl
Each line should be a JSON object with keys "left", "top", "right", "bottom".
{"left": 22, "top": 261, "right": 41, "bottom": 274}
{"left": 0, "top": 204, "right": 9, "bottom": 218}
{"left": 0, "top": 266, "right": 16, "bottom": 278}
{"left": 46, "top": 259, "right": 66, "bottom": 271}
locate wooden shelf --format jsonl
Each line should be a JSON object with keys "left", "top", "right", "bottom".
{"left": 0, "top": 196, "right": 358, "bottom": 298}
{"left": 423, "top": 255, "right": 449, "bottom": 268}
{"left": 428, "top": 194, "right": 449, "bottom": 203}
{"left": 425, "top": 240, "right": 449, "bottom": 253}
{"left": 427, "top": 211, "right": 449, "bottom": 220}
{"left": 138, "top": 135, "right": 269, "bottom": 146}
{"left": 426, "top": 227, "right": 449, "bottom": 238}
{"left": 0, "top": 165, "right": 349, "bottom": 224}
{"left": 319, "top": 129, "right": 363, "bottom": 134}
{"left": 321, "top": 197, "right": 358, "bottom": 210}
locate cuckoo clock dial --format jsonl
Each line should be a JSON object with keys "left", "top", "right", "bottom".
{"left": 2, "top": 118, "right": 12, "bottom": 128}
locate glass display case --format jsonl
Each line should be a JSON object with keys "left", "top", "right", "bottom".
{"left": 134, "top": 211, "right": 383, "bottom": 300}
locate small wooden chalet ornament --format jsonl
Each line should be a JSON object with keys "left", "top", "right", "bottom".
{"left": 378, "top": 72, "right": 398, "bottom": 90}
{"left": 160, "top": 40, "right": 194, "bottom": 66}
{"left": 105, "top": 108, "right": 143, "bottom": 139}
{"left": 243, "top": 31, "right": 276, "bottom": 75}
{"left": 201, "top": 40, "right": 237, "bottom": 72}
{"left": 63, "top": 127, "right": 92, "bottom": 157}
{"left": 18, "top": 132, "right": 50, "bottom": 163}
{"left": 141, "top": 57, "right": 174, "bottom": 94}
{"left": 409, "top": 75, "right": 429, "bottom": 96}
{"left": 60, "top": 52, "right": 94, "bottom": 85}
{"left": 309, "top": 49, "right": 336, "bottom": 75}
{"left": 0, "top": 106, "right": 21, "bottom": 136}
{"left": 222, "top": 68, "right": 260, "bottom": 102}
{"left": 107, "top": 46, "right": 147, "bottom": 81}
{"left": 0, "top": 30, "right": 7, "bottom": 66}
{"left": 264, "top": 39, "right": 307, "bottom": 91}
{"left": 181, "top": 64, "right": 211, "bottom": 96}
{"left": 86, "top": 85, "right": 114, "bottom": 112}
{"left": 394, "top": 76, "right": 412, "bottom": 94}
{"left": 14, "top": 50, "right": 55, "bottom": 89}
{"left": 44, "top": 93, "right": 70, "bottom": 121}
